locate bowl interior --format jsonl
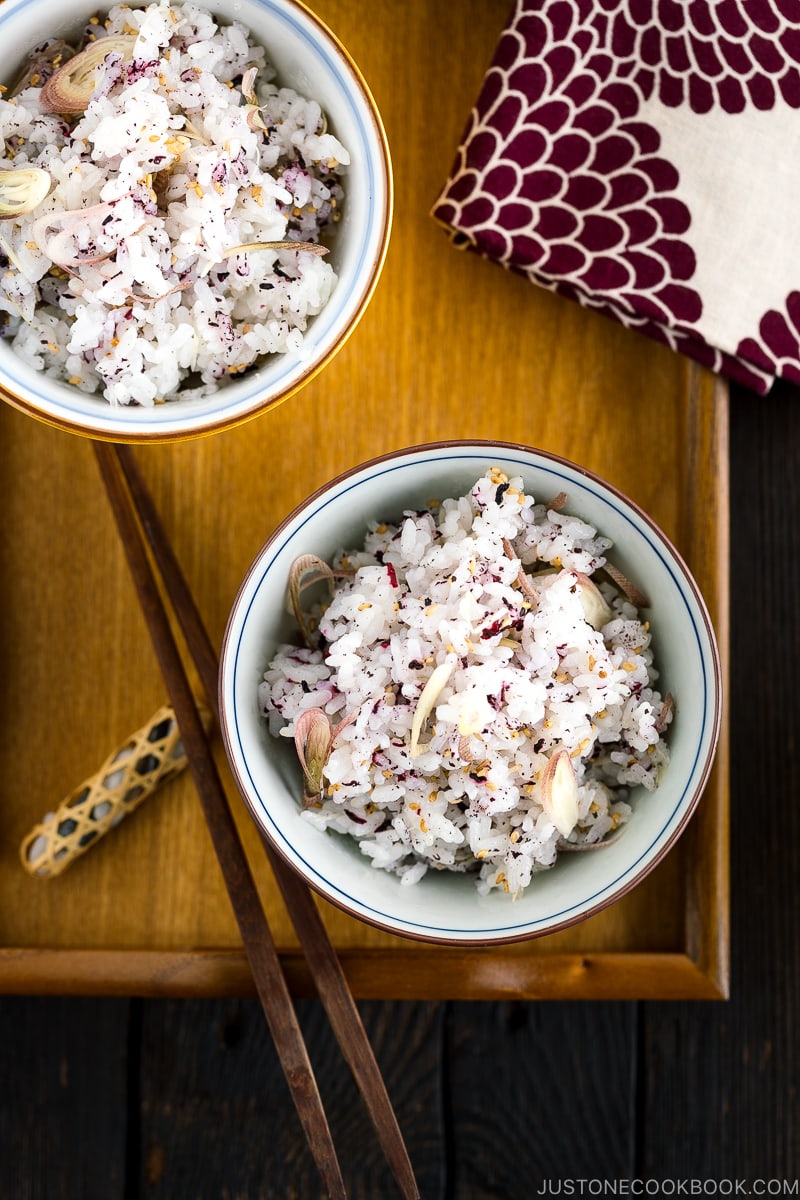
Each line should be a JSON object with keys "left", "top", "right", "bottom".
{"left": 220, "top": 442, "right": 721, "bottom": 943}
{"left": 0, "top": 0, "right": 391, "bottom": 439}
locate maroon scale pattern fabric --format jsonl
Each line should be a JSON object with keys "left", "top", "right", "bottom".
{"left": 432, "top": 0, "right": 800, "bottom": 393}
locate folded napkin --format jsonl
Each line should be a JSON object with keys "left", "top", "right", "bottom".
{"left": 432, "top": 0, "right": 800, "bottom": 394}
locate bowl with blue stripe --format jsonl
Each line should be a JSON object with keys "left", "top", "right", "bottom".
{"left": 219, "top": 441, "right": 722, "bottom": 944}
{"left": 0, "top": 0, "right": 392, "bottom": 440}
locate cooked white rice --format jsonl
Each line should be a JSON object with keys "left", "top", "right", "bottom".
{"left": 259, "top": 470, "right": 673, "bottom": 897}
{"left": 0, "top": 1, "right": 348, "bottom": 405}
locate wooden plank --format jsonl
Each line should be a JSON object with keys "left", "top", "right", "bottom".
{"left": 0, "top": 996, "right": 130, "bottom": 1200}
{"left": 136, "top": 998, "right": 445, "bottom": 1198}
{"left": 447, "top": 1001, "right": 637, "bottom": 1194}
{"left": 638, "top": 380, "right": 800, "bottom": 1179}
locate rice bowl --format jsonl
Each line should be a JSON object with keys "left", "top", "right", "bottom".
{"left": 259, "top": 468, "right": 673, "bottom": 899}
{"left": 219, "top": 442, "right": 722, "bottom": 944}
{"left": 0, "top": 0, "right": 391, "bottom": 439}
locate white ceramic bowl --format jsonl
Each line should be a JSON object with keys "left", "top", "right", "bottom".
{"left": 219, "top": 441, "right": 722, "bottom": 945}
{"left": 0, "top": 0, "right": 391, "bottom": 441}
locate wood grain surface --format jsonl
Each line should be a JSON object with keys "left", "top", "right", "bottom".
{"left": 0, "top": 0, "right": 795, "bottom": 1191}
{"left": 0, "top": 379, "right": 795, "bottom": 1198}
{"left": 0, "top": 0, "right": 728, "bottom": 998}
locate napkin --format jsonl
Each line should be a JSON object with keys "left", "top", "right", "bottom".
{"left": 431, "top": 0, "right": 800, "bottom": 394}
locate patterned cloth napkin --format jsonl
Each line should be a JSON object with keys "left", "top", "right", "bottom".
{"left": 431, "top": 0, "right": 800, "bottom": 394}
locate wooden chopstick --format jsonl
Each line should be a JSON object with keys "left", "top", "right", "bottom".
{"left": 93, "top": 442, "right": 347, "bottom": 1200}
{"left": 98, "top": 442, "right": 420, "bottom": 1200}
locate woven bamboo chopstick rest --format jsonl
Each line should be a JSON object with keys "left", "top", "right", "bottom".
{"left": 20, "top": 703, "right": 209, "bottom": 877}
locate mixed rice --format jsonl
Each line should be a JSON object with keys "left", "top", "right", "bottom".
{"left": 0, "top": 1, "right": 348, "bottom": 405}
{"left": 259, "top": 469, "right": 673, "bottom": 897}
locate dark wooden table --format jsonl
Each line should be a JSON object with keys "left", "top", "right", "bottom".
{"left": 1, "top": 377, "right": 796, "bottom": 1196}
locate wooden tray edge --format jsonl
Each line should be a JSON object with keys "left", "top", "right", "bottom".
{"left": 0, "top": 946, "right": 727, "bottom": 1000}
{"left": 680, "top": 364, "right": 731, "bottom": 1000}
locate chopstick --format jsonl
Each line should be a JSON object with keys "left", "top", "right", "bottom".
{"left": 93, "top": 442, "right": 347, "bottom": 1199}
{"left": 94, "top": 442, "right": 420, "bottom": 1200}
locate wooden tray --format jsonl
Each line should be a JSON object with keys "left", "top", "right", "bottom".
{"left": 0, "top": 0, "right": 729, "bottom": 1001}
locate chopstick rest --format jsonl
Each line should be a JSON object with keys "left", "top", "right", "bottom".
{"left": 20, "top": 702, "right": 209, "bottom": 877}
